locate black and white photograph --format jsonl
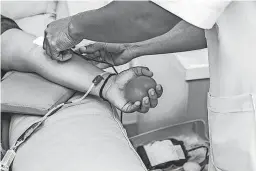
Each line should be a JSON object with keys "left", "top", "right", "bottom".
{"left": 1, "top": 1, "right": 256, "bottom": 171}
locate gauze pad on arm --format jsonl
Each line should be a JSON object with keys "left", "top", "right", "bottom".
{"left": 33, "top": 36, "right": 44, "bottom": 47}
{"left": 33, "top": 36, "right": 95, "bottom": 50}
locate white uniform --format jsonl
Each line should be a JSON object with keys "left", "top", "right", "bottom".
{"left": 151, "top": 1, "right": 256, "bottom": 171}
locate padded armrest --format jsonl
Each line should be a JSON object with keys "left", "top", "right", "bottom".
{"left": 1, "top": 71, "right": 75, "bottom": 116}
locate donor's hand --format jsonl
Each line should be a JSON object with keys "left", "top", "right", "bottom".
{"left": 103, "top": 67, "right": 163, "bottom": 113}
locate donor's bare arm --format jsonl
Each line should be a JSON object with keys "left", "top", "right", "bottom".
{"left": 1, "top": 29, "right": 107, "bottom": 96}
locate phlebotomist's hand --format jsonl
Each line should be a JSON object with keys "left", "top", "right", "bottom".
{"left": 103, "top": 67, "right": 163, "bottom": 113}
{"left": 78, "top": 42, "right": 139, "bottom": 69}
{"left": 43, "top": 16, "right": 83, "bottom": 61}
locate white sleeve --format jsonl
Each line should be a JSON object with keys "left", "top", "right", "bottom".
{"left": 151, "top": 0, "right": 231, "bottom": 29}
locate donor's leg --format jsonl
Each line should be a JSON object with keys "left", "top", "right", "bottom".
{"left": 9, "top": 95, "right": 146, "bottom": 171}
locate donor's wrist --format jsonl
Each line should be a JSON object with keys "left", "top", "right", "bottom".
{"left": 101, "top": 74, "right": 116, "bottom": 101}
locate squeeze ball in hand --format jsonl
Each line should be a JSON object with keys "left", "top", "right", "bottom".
{"left": 183, "top": 162, "right": 201, "bottom": 171}
{"left": 125, "top": 76, "right": 157, "bottom": 103}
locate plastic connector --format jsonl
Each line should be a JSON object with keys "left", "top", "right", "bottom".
{"left": 1, "top": 149, "right": 16, "bottom": 171}
{"left": 92, "top": 75, "right": 104, "bottom": 86}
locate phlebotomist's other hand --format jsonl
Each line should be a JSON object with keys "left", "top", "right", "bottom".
{"left": 43, "top": 16, "right": 83, "bottom": 62}
{"left": 78, "top": 42, "right": 139, "bottom": 69}
{"left": 103, "top": 67, "right": 163, "bottom": 113}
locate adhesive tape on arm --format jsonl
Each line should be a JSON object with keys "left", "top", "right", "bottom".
{"left": 33, "top": 36, "right": 44, "bottom": 47}
{"left": 32, "top": 37, "right": 95, "bottom": 50}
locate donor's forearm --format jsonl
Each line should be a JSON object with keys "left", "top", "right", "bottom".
{"left": 1, "top": 29, "right": 108, "bottom": 96}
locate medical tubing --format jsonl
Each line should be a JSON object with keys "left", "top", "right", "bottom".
{"left": 0, "top": 71, "right": 109, "bottom": 170}
{"left": 1, "top": 46, "right": 124, "bottom": 170}
{"left": 72, "top": 50, "right": 123, "bottom": 123}
{"left": 71, "top": 50, "right": 118, "bottom": 74}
